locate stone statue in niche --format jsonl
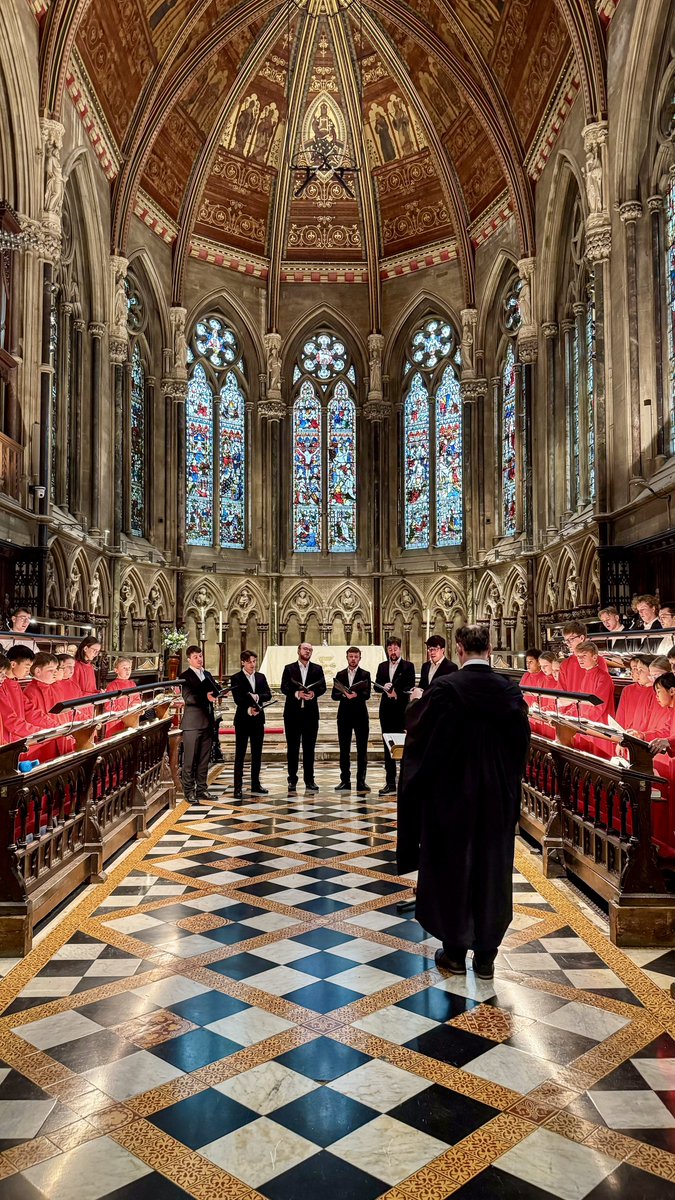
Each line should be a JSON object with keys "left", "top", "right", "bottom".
{"left": 195, "top": 584, "right": 211, "bottom": 611}
{"left": 120, "top": 581, "right": 134, "bottom": 618}
{"left": 585, "top": 146, "right": 603, "bottom": 215}
{"left": 67, "top": 564, "right": 81, "bottom": 611}
{"left": 439, "top": 584, "right": 457, "bottom": 611}
{"left": 399, "top": 588, "right": 415, "bottom": 612}
{"left": 46, "top": 556, "right": 56, "bottom": 607}
{"left": 340, "top": 586, "right": 357, "bottom": 612}
{"left": 295, "top": 588, "right": 311, "bottom": 610}
{"left": 113, "top": 269, "right": 127, "bottom": 333}
{"left": 44, "top": 144, "right": 64, "bottom": 218}
{"left": 460, "top": 314, "right": 474, "bottom": 373}
{"left": 173, "top": 310, "right": 187, "bottom": 375}
{"left": 514, "top": 575, "right": 528, "bottom": 611}
{"left": 368, "top": 335, "right": 383, "bottom": 398}
{"left": 547, "top": 579, "right": 559, "bottom": 612}
{"left": 567, "top": 574, "right": 579, "bottom": 607}
{"left": 88, "top": 571, "right": 102, "bottom": 614}
{"left": 518, "top": 275, "right": 532, "bottom": 328}
{"left": 146, "top": 585, "right": 162, "bottom": 622}
{"left": 236, "top": 586, "right": 253, "bottom": 611}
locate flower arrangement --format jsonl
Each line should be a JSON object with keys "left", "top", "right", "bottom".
{"left": 162, "top": 628, "right": 189, "bottom": 654}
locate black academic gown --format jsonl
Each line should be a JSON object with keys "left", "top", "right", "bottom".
{"left": 398, "top": 663, "right": 530, "bottom": 952}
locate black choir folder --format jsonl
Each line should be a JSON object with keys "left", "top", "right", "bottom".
{"left": 383, "top": 732, "right": 406, "bottom": 760}
{"left": 333, "top": 677, "right": 370, "bottom": 697}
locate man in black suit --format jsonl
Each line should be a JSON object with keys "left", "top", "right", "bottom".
{"left": 179, "top": 645, "right": 220, "bottom": 802}
{"left": 230, "top": 650, "right": 272, "bottom": 800}
{"left": 332, "top": 646, "right": 371, "bottom": 794}
{"left": 399, "top": 624, "right": 530, "bottom": 980}
{"left": 280, "top": 642, "right": 327, "bottom": 795}
{"left": 409, "top": 634, "right": 458, "bottom": 701}
{"left": 375, "top": 636, "right": 415, "bottom": 796}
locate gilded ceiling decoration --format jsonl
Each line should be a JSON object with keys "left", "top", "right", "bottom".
{"left": 34, "top": 0, "right": 610, "bottom": 293}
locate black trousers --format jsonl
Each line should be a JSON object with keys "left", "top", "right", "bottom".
{"left": 234, "top": 717, "right": 264, "bottom": 789}
{"left": 284, "top": 712, "right": 319, "bottom": 786}
{"left": 337, "top": 707, "right": 369, "bottom": 784}
{"left": 181, "top": 726, "right": 214, "bottom": 798}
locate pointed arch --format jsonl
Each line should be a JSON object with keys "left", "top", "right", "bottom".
{"left": 384, "top": 292, "right": 464, "bottom": 381}
{"left": 284, "top": 307, "right": 368, "bottom": 383}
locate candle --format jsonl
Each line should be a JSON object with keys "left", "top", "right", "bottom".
{"left": 426, "top": 606, "right": 431, "bottom": 638}
{"left": 274, "top": 601, "right": 278, "bottom": 642}
{"left": 219, "top": 610, "right": 223, "bottom": 642}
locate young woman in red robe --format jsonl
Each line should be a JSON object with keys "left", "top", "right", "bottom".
{"left": 616, "top": 655, "right": 656, "bottom": 734}
{"left": 73, "top": 636, "right": 102, "bottom": 697}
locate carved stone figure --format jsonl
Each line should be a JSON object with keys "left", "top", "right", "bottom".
{"left": 172, "top": 308, "right": 187, "bottom": 374}
{"left": 44, "top": 144, "right": 64, "bottom": 219}
{"left": 146, "top": 584, "right": 162, "bottom": 621}
{"left": 367, "top": 334, "right": 384, "bottom": 399}
{"left": 113, "top": 269, "right": 127, "bottom": 332}
{"left": 546, "top": 579, "right": 559, "bottom": 612}
{"left": 439, "top": 584, "right": 457, "bottom": 611}
{"left": 460, "top": 311, "right": 475, "bottom": 374}
{"left": 88, "top": 570, "right": 102, "bottom": 614}
{"left": 399, "top": 588, "right": 415, "bottom": 611}
{"left": 67, "top": 564, "right": 81, "bottom": 610}
{"left": 518, "top": 275, "right": 532, "bottom": 328}
{"left": 340, "top": 586, "right": 357, "bottom": 611}
{"left": 585, "top": 147, "right": 603, "bottom": 215}
{"left": 265, "top": 333, "right": 282, "bottom": 396}
{"left": 514, "top": 575, "right": 528, "bottom": 610}
{"left": 567, "top": 573, "right": 579, "bottom": 607}
{"left": 120, "top": 581, "right": 134, "bottom": 618}
{"left": 195, "top": 584, "right": 211, "bottom": 610}
{"left": 295, "top": 588, "right": 311, "bottom": 610}
{"left": 236, "top": 586, "right": 253, "bottom": 611}
{"left": 46, "top": 556, "right": 56, "bottom": 606}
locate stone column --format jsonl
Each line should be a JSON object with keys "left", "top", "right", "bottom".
{"left": 620, "top": 200, "right": 644, "bottom": 480}
{"left": 490, "top": 375, "right": 500, "bottom": 536}
{"left": 561, "top": 318, "right": 576, "bottom": 516}
{"left": 72, "top": 318, "right": 85, "bottom": 522}
{"left": 55, "top": 300, "right": 72, "bottom": 508}
{"left": 110, "top": 336, "right": 127, "bottom": 548}
{"left": 573, "top": 300, "right": 590, "bottom": 507}
{"left": 146, "top": 375, "right": 156, "bottom": 541}
{"left": 648, "top": 194, "right": 666, "bottom": 461}
{"left": 542, "top": 322, "right": 558, "bottom": 533}
{"left": 259, "top": 622, "right": 269, "bottom": 658}
{"left": 460, "top": 378, "right": 487, "bottom": 560}
{"left": 260, "top": 334, "right": 285, "bottom": 650}
{"left": 583, "top": 121, "right": 611, "bottom": 516}
{"left": 88, "top": 323, "right": 106, "bottom": 533}
{"left": 364, "top": 391, "right": 388, "bottom": 644}
{"left": 122, "top": 356, "right": 132, "bottom": 536}
{"left": 162, "top": 377, "right": 188, "bottom": 619}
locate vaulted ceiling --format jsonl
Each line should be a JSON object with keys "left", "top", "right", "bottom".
{"left": 38, "top": 0, "right": 608, "bottom": 313}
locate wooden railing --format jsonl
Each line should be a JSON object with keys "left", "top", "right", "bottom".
{"left": 0, "top": 431, "right": 23, "bottom": 501}
{"left": 0, "top": 717, "right": 175, "bottom": 956}
{"left": 520, "top": 733, "right": 674, "bottom": 946}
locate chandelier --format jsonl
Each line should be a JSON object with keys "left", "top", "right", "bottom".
{"left": 290, "top": 0, "right": 357, "bottom": 12}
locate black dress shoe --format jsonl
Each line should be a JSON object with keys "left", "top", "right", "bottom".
{"left": 232, "top": 788, "right": 243, "bottom": 800}
{"left": 434, "top": 948, "right": 467, "bottom": 975}
{"left": 356, "top": 782, "right": 371, "bottom": 794}
{"left": 251, "top": 785, "right": 269, "bottom": 796}
{"left": 305, "top": 782, "right": 320, "bottom": 793}
{"left": 379, "top": 785, "right": 396, "bottom": 796}
{"left": 472, "top": 955, "right": 496, "bottom": 979}
{"left": 334, "top": 782, "right": 351, "bottom": 792}
{"left": 288, "top": 788, "right": 298, "bottom": 797}
{"left": 396, "top": 899, "right": 416, "bottom": 914}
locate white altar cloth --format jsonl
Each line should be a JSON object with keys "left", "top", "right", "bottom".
{"left": 259, "top": 645, "right": 386, "bottom": 689}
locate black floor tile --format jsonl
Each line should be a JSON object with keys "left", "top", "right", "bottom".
{"left": 283, "top": 980, "right": 362, "bottom": 1013}
{"left": 587, "top": 1162, "right": 675, "bottom": 1198}
{"left": 276, "top": 1036, "right": 371, "bottom": 1082}
{"left": 105, "top": 1173, "right": 198, "bottom": 1199}
{"left": 369, "top": 949, "right": 430, "bottom": 978}
{"left": 294, "top": 928, "right": 353, "bottom": 951}
{"left": 297, "top": 951, "right": 364, "bottom": 979}
{"left": 398, "top": 986, "right": 478, "bottom": 1022}
{"left": 260, "top": 1151, "right": 384, "bottom": 1200}
{"left": 407, "top": 1024, "right": 497, "bottom": 1067}
{"left": 389, "top": 1082, "right": 500, "bottom": 1145}
{"left": 0, "top": 1071, "right": 52, "bottom": 1101}
{"left": 150, "top": 1027, "right": 241, "bottom": 1070}
{"left": 149, "top": 1087, "right": 256, "bottom": 1148}
{"left": 47, "top": 1029, "right": 136, "bottom": 1071}
{"left": 505, "top": 1023, "right": 597, "bottom": 1066}
{"left": 206, "top": 951, "right": 276, "bottom": 980}
{"left": 273, "top": 1085, "right": 375, "bottom": 1146}
{"left": 452, "top": 1165, "right": 555, "bottom": 1198}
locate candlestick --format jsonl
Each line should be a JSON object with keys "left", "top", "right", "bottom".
{"left": 426, "top": 606, "right": 431, "bottom": 639}
{"left": 274, "top": 601, "right": 278, "bottom": 644}
{"left": 219, "top": 610, "right": 223, "bottom": 641}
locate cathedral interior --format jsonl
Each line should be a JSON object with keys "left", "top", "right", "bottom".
{"left": 1, "top": 1, "right": 675, "bottom": 1198}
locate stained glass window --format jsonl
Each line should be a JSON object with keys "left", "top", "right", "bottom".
{"left": 293, "top": 381, "right": 322, "bottom": 552}
{"left": 328, "top": 382, "right": 356, "bottom": 552}
{"left": 501, "top": 341, "right": 517, "bottom": 537}
{"left": 667, "top": 174, "right": 675, "bottom": 454}
{"left": 219, "top": 372, "right": 246, "bottom": 549}
{"left": 130, "top": 342, "right": 145, "bottom": 537}
{"left": 185, "top": 316, "right": 247, "bottom": 548}
{"left": 186, "top": 363, "right": 214, "bottom": 546}
{"left": 403, "top": 317, "right": 463, "bottom": 549}
{"left": 49, "top": 300, "right": 58, "bottom": 503}
{"left": 292, "top": 332, "right": 358, "bottom": 553}
{"left": 572, "top": 325, "right": 581, "bottom": 505}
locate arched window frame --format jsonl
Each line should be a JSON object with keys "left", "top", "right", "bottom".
{"left": 497, "top": 279, "right": 522, "bottom": 539}
{"left": 561, "top": 197, "right": 595, "bottom": 512}
{"left": 664, "top": 168, "right": 675, "bottom": 454}
{"left": 185, "top": 313, "right": 248, "bottom": 550}
{"left": 401, "top": 316, "right": 464, "bottom": 551}
{"left": 290, "top": 331, "right": 358, "bottom": 555}
{"left": 126, "top": 273, "right": 148, "bottom": 539}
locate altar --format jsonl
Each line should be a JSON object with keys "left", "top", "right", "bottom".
{"left": 259, "top": 645, "right": 386, "bottom": 689}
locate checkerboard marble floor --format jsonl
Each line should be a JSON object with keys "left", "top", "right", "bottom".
{"left": 1, "top": 766, "right": 675, "bottom": 1199}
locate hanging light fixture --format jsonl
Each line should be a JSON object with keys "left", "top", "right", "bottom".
{"left": 286, "top": 0, "right": 363, "bottom": 199}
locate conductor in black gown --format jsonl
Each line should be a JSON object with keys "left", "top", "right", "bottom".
{"left": 397, "top": 624, "right": 530, "bottom": 979}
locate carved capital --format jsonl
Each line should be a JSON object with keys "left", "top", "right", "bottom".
{"left": 460, "top": 377, "right": 488, "bottom": 404}
{"left": 20, "top": 215, "right": 61, "bottom": 263}
{"left": 572, "top": 301, "right": 586, "bottom": 319}
{"left": 363, "top": 399, "right": 390, "bottom": 422}
{"left": 88, "top": 321, "right": 107, "bottom": 339}
{"left": 542, "top": 321, "right": 558, "bottom": 339}
{"left": 259, "top": 397, "right": 286, "bottom": 420}
{"left": 162, "top": 377, "right": 189, "bottom": 404}
{"left": 73, "top": 319, "right": 86, "bottom": 334}
{"left": 518, "top": 336, "right": 538, "bottom": 364}
{"left": 585, "top": 218, "right": 612, "bottom": 262}
{"left": 619, "top": 200, "right": 643, "bottom": 224}
{"left": 169, "top": 306, "right": 188, "bottom": 381}
{"left": 110, "top": 336, "right": 128, "bottom": 365}
{"left": 582, "top": 120, "right": 608, "bottom": 154}
{"left": 647, "top": 194, "right": 664, "bottom": 214}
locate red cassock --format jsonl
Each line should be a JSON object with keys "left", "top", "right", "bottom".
{"left": 616, "top": 683, "right": 653, "bottom": 732}
{"left": 72, "top": 660, "right": 98, "bottom": 697}
{"left": 0, "top": 679, "right": 59, "bottom": 762}
{"left": 572, "top": 666, "right": 616, "bottom": 760}
{"left": 646, "top": 704, "right": 675, "bottom": 858}
{"left": 104, "top": 678, "right": 137, "bottom": 737}
{"left": 23, "top": 679, "right": 73, "bottom": 759}
{"left": 53, "top": 677, "right": 94, "bottom": 724}
{"left": 559, "top": 652, "right": 609, "bottom": 694}
{"left": 522, "top": 671, "right": 557, "bottom": 739}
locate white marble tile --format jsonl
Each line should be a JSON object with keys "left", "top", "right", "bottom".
{"left": 495, "top": 1127, "right": 619, "bottom": 1200}
{"left": 267, "top": 888, "right": 315, "bottom": 907}
{"left": 83, "top": 1049, "right": 184, "bottom": 1101}
{"left": 464, "top": 1043, "right": 558, "bottom": 1094}
{"left": 18, "top": 976, "right": 81, "bottom": 998}
{"left": 103, "top": 914, "right": 165, "bottom": 934}
{"left": 248, "top": 940, "right": 317, "bottom": 965}
{"left": 0, "top": 958, "right": 21, "bottom": 977}
{"left": 326, "top": 964, "right": 401, "bottom": 995}
{"left": 330, "top": 1113, "right": 447, "bottom": 1186}
{"left": 158, "top": 933, "right": 223, "bottom": 958}
{"left": 131, "top": 975, "right": 209, "bottom": 1007}
{"left": 353, "top": 1005, "right": 438, "bottom": 1044}
{"left": 504, "top": 952, "right": 560, "bottom": 972}
{"left": 0, "top": 1099, "right": 56, "bottom": 1138}
{"left": 329, "top": 888, "right": 379, "bottom": 906}
{"left": 540, "top": 1001, "right": 629, "bottom": 1042}
{"left": 562, "top": 969, "right": 625, "bottom": 990}
{"left": 272, "top": 873, "right": 315, "bottom": 889}
{"left": 329, "top": 1059, "right": 429, "bottom": 1112}
{"left": 181, "top": 894, "right": 238, "bottom": 912}
{"left": 13, "top": 1009, "right": 104, "bottom": 1050}
{"left": 53, "top": 942, "right": 106, "bottom": 961}
{"left": 431, "top": 973, "right": 498, "bottom": 1001}
{"left": 23, "top": 1135, "right": 153, "bottom": 1200}
{"left": 83, "top": 958, "right": 143, "bottom": 977}
{"left": 0, "top": 1069, "right": 9, "bottom": 1085}
{"left": 589, "top": 1089, "right": 675, "bottom": 1129}
{"left": 205, "top": 1007, "right": 294, "bottom": 1046}
{"left": 632, "top": 1057, "right": 675, "bottom": 1090}
{"left": 214, "top": 1061, "right": 318, "bottom": 1114}
{"left": 540, "top": 937, "right": 593, "bottom": 954}
{"left": 328, "top": 939, "right": 389, "bottom": 964}
{"left": 143, "top": 884, "right": 187, "bottom": 897}
{"left": 245, "top": 965, "right": 318, "bottom": 995}
{"left": 96, "top": 895, "right": 143, "bottom": 909}
{"left": 197, "top": 870, "right": 247, "bottom": 885}
{"left": 157, "top": 857, "right": 197, "bottom": 871}
{"left": 330, "top": 872, "right": 375, "bottom": 886}
{"left": 512, "top": 892, "right": 550, "bottom": 905}
{"left": 345, "top": 911, "right": 401, "bottom": 931}
{"left": 199, "top": 1115, "right": 317, "bottom": 1186}
{"left": 240, "top": 912, "right": 299, "bottom": 932}
{"left": 210, "top": 845, "right": 260, "bottom": 858}
{"left": 507, "top": 913, "right": 540, "bottom": 932}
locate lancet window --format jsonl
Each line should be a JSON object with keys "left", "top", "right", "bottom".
{"left": 186, "top": 315, "right": 247, "bottom": 549}
{"left": 403, "top": 317, "right": 463, "bottom": 550}
{"left": 291, "top": 332, "right": 357, "bottom": 553}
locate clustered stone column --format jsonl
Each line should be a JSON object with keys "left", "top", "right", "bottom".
{"left": 583, "top": 121, "right": 611, "bottom": 516}
{"left": 619, "top": 200, "right": 644, "bottom": 479}
{"left": 262, "top": 331, "right": 285, "bottom": 645}
{"left": 542, "top": 321, "right": 558, "bottom": 534}
{"left": 516, "top": 257, "right": 537, "bottom": 545}
{"left": 366, "top": 331, "right": 386, "bottom": 643}
{"left": 648, "top": 191, "right": 667, "bottom": 460}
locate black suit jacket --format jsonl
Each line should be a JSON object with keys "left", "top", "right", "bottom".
{"left": 280, "top": 661, "right": 327, "bottom": 719}
{"left": 375, "top": 658, "right": 415, "bottom": 728}
{"left": 419, "top": 657, "right": 458, "bottom": 690}
{"left": 179, "top": 667, "right": 220, "bottom": 731}
{"left": 230, "top": 670, "right": 272, "bottom": 726}
{"left": 332, "top": 666, "right": 371, "bottom": 708}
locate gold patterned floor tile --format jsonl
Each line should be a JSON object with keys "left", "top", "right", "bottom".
{"left": 175, "top": 912, "right": 228, "bottom": 932}
{"left": 2, "top": 1137, "right": 60, "bottom": 1171}
{"left": 112, "top": 1120, "right": 260, "bottom": 1199}
{"left": 117, "top": 1011, "right": 198, "bottom": 1048}
{"left": 544, "top": 1110, "right": 599, "bottom": 1142}
{"left": 0, "top": 1156, "right": 16, "bottom": 1179}
{"left": 47, "top": 1120, "right": 100, "bottom": 1153}
{"left": 448, "top": 1003, "right": 533, "bottom": 1042}
{"left": 393, "top": 1164, "right": 462, "bottom": 1198}
{"left": 507, "top": 1097, "right": 560, "bottom": 1124}
{"left": 432, "top": 1112, "right": 537, "bottom": 1185}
